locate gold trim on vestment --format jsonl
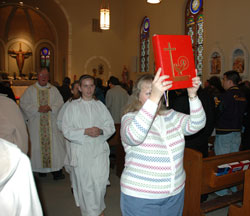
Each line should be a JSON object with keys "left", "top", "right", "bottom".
{"left": 36, "top": 85, "right": 52, "bottom": 168}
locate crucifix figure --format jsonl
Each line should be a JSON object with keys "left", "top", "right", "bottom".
{"left": 8, "top": 43, "right": 32, "bottom": 77}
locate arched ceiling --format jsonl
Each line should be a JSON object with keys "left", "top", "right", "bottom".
{"left": 0, "top": 4, "right": 55, "bottom": 43}
{"left": 0, "top": 0, "right": 70, "bottom": 81}
{"left": 0, "top": 0, "right": 69, "bottom": 44}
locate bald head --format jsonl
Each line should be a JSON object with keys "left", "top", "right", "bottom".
{"left": 38, "top": 68, "right": 49, "bottom": 86}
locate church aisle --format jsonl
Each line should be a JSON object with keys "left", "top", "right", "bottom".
{"left": 34, "top": 168, "right": 228, "bottom": 216}
{"left": 34, "top": 168, "right": 122, "bottom": 216}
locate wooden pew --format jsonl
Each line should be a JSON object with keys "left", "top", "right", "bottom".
{"left": 183, "top": 148, "right": 250, "bottom": 216}
{"left": 228, "top": 169, "right": 250, "bottom": 215}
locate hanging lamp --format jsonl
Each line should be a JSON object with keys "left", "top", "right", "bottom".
{"left": 100, "top": 0, "right": 110, "bottom": 30}
{"left": 147, "top": 0, "right": 161, "bottom": 4}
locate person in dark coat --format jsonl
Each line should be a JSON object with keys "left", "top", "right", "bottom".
{"left": 58, "top": 77, "right": 72, "bottom": 102}
{"left": 169, "top": 87, "right": 215, "bottom": 158}
{"left": 0, "top": 81, "right": 16, "bottom": 102}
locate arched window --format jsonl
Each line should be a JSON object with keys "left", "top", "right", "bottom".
{"left": 140, "top": 16, "right": 150, "bottom": 73}
{"left": 40, "top": 47, "right": 50, "bottom": 71}
{"left": 185, "top": 0, "right": 204, "bottom": 76}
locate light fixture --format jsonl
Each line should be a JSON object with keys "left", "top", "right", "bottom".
{"left": 100, "top": 0, "right": 110, "bottom": 30}
{"left": 147, "top": 0, "right": 161, "bottom": 4}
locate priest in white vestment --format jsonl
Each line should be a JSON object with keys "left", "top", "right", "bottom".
{"left": 20, "top": 68, "right": 65, "bottom": 177}
{"left": 62, "top": 75, "right": 115, "bottom": 216}
{"left": 0, "top": 138, "right": 43, "bottom": 216}
{"left": 0, "top": 94, "right": 28, "bottom": 154}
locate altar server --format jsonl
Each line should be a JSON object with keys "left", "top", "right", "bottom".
{"left": 62, "top": 74, "right": 115, "bottom": 216}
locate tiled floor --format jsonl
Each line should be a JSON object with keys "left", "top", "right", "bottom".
{"left": 35, "top": 168, "right": 229, "bottom": 216}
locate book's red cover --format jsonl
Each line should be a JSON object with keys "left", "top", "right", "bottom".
{"left": 152, "top": 34, "right": 196, "bottom": 90}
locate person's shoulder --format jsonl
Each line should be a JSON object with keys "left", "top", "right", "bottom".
{"left": 122, "top": 110, "right": 137, "bottom": 119}
{"left": 28, "top": 83, "right": 36, "bottom": 89}
{"left": 49, "top": 83, "right": 59, "bottom": 90}
{"left": 0, "top": 95, "right": 17, "bottom": 107}
{"left": 106, "top": 87, "right": 113, "bottom": 94}
{"left": 120, "top": 86, "right": 129, "bottom": 94}
{"left": 95, "top": 99, "right": 106, "bottom": 107}
{"left": 68, "top": 97, "right": 81, "bottom": 105}
{"left": 64, "top": 98, "right": 80, "bottom": 112}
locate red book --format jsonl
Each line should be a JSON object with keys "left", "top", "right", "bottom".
{"left": 152, "top": 34, "right": 196, "bottom": 90}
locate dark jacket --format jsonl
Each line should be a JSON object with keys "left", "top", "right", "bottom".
{"left": 0, "top": 83, "right": 16, "bottom": 102}
{"left": 216, "top": 86, "right": 247, "bottom": 134}
{"left": 58, "top": 84, "right": 72, "bottom": 103}
{"left": 169, "top": 87, "right": 215, "bottom": 157}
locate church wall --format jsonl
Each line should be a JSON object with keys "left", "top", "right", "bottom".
{"left": 122, "top": 0, "right": 187, "bottom": 82}
{"left": 122, "top": 0, "right": 250, "bottom": 83}
{"left": 49, "top": 0, "right": 250, "bottom": 85}
{"left": 204, "top": 0, "right": 250, "bottom": 82}
{"left": 2, "top": 0, "right": 250, "bottom": 87}
{"left": 58, "top": 0, "right": 126, "bottom": 84}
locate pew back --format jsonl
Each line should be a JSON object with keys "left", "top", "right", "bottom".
{"left": 183, "top": 148, "right": 250, "bottom": 216}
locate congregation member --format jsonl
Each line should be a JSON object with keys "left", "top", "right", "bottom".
{"left": 20, "top": 68, "right": 66, "bottom": 180}
{"left": 240, "top": 80, "right": 250, "bottom": 150}
{"left": 57, "top": 80, "right": 80, "bottom": 207}
{"left": 169, "top": 87, "right": 215, "bottom": 158}
{"left": 0, "top": 77, "right": 16, "bottom": 102}
{"left": 95, "top": 77, "right": 106, "bottom": 104}
{"left": 214, "top": 70, "right": 247, "bottom": 196}
{"left": 0, "top": 138, "right": 43, "bottom": 216}
{"left": 62, "top": 75, "right": 115, "bottom": 216}
{"left": 205, "top": 76, "right": 225, "bottom": 99}
{"left": 0, "top": 94, "right": 28, "bottom": 154}
{"left": 120, "top": 68, "right": 206, "bottom": 216}
{"left": 106, "top": 76, "right": 129, "bottom": 163}
{"left": 58, "top": 77, "right": 72, "bottom": 102}
{"left": 106, "top": 76, "right": 129, "bottom": 124}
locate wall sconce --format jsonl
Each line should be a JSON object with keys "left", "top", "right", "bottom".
{"left": 147, "top": 0, "right": 161, "bottom": 4}
{"left": 100, "top": 0, "right": 110, "bottom": 30}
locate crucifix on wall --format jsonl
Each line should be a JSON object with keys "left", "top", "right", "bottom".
{"left": 8, "top": 43, "right": 32, "bottom": 77}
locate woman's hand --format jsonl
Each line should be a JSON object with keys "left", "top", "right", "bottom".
{"left": 149, "top": 68, "right": 173, "bottom": 104}
{"left": 187, "top": 70, "right": 201, "bottom": 97}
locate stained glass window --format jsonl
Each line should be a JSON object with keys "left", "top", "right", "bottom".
{"left": 140, "top": 17, "right": 150, "bottom": 72}
{"left": 185, "top": 0, "right": 204, "bottom": 76}
{"left": 40, "top": 47, "right": 50, "bottom": 70}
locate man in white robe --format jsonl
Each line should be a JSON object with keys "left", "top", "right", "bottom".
{"left": 0, "top": 94, "right": 28, "bottom": 154}
{"left": 62, "top": 75, "right": 115, "bottom": 216}
{"left": 20, "top": 68, "right": 65, "bottom": 178}
{"left": 0, "top": 138, "right": 43, "bottom": 216}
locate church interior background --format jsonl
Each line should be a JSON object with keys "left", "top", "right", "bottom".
{"left": 0, "top": 0, "right": 250, "bottom": 99}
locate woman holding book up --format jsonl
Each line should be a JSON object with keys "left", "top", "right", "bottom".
{"left": 120, "top": 68, "right": 206, "bottom": 216}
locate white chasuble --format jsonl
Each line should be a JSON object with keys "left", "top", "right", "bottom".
{"left": 20, "top": 82, "right": 65, "bottom": 172}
